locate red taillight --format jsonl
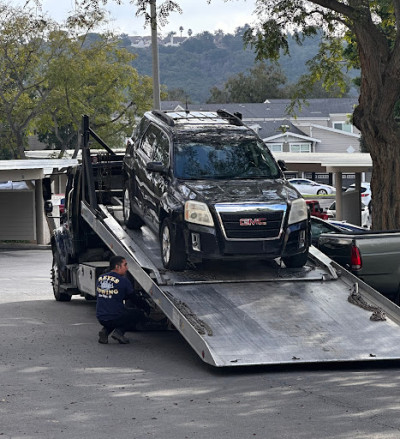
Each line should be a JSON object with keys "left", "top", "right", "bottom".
{"left": 351, "top": 245, "right": 362, "bottom": 270}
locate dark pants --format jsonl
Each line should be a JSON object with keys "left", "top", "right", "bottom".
{"left": 98, "top": 308, "right": 147, "bottom": 335}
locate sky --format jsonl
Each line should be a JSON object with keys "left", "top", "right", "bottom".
{"left": 22, "top": 0, "right": 257, "bottom": 37}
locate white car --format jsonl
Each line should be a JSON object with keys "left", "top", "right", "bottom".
{"left": 288, "top": 178, "right": 336, "bottom": 195}
{"left": 345, "top": 182, "right": 371, "bottom": 207}
{"left": 0, "top": 180, "right": 29, "bottom": 190}
{"left": 325, "top": 201, "right": 371, "bottom": 229}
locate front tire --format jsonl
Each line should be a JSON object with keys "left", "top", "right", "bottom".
{"left": 160, "top": 218, "right": 187, "bottom": 271}
{"left": 282, "top": 250, "right": 309, "bottom": 268}
{"left": 52, "top": 256, "right": 72, "bottom": 302}
{"left": 123, "top": 183, "right": 144, "bottom": 230}
{"left": 317, "top": 189, "right": 328, "bottom": 195}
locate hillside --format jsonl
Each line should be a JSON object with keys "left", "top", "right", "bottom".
{"left": 126, "top": 28, "right": 328, "bottom": 103}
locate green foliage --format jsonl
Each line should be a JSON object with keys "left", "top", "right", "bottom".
{"left": 36, "top": 32, "right": 153, "bottom": 155}
{"left": 0, "top": 2, "right": 153, "bottom": 159}
{"left": 207, "top": 62, "right": 287, "bottom": 103}
{"left": 130, "top": 27, "right": 339, "bottom": 103}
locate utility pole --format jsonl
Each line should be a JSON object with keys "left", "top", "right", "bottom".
{"left": 150, "top": 0, "right": 161, "bottom": 110}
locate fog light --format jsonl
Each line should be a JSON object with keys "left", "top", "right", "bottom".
{"left": 191, "top": 233, "right": 201, "bottom": 251}
{"left": 299, "top": 230, "right": 306, "bottom": 248}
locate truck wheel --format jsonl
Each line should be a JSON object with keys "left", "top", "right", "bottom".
{"left": 160, "top": 218, "right": 187, "bottom": 271}
{"left": 52, "top": 257, "right": 72, "bottom": 302}
{"left": 282, "top": 250, "right": 309, "bottom": 268}
{"left": 123, "top": 184, "right": 144, "bottom": 229}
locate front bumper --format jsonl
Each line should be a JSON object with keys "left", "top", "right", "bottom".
{"left": 183, "top": 220, "right": 309, "bottom": 261}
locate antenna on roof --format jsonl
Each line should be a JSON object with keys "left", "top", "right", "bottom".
{"left": 185, "top": 97, "right": 190, "bottom": 115}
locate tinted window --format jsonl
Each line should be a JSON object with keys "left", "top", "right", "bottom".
{"left": 152, "top": 129, "right": 170, "bottom": 166}
{"left": 140, "top": 125, "right": 159, "bottom": 158}
{"left": 173, "top": 132, "right": 280, "bottom": 180}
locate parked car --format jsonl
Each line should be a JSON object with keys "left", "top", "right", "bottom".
{"left": 59, "top": 198, "right": 65, "bottom": 215}
{"left": 318, "top": 228, "right": 400, "bottom": 303}
{"left": 345, "top": 182, "right": 372, "bottom": 207}
{"left": 306, "top": 200, "right": 329, "bottom": 220}
{"left": 288, "top": 178, "right": 336, "bottom": 195}
{"left": 325, "top": 201, "right": 371, "bottom": 228}
{"left": 0, "top": 180, "right": 29, "bottom": 190}
{"left": 328, "top": 220, "right": 369, "bottom": 233}
{"left": 310, "top": 216, "right": 368, "bottom": 247}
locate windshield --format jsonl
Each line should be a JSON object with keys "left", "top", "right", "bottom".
{"left": 173, "top": 133, "right": 281, "bottom": 180}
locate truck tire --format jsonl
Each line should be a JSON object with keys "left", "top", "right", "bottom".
{"left": 123, "top": 183, "right": 144, "bottom": 229}
{"left": 282, "top": 250, "right": 309, "bottom": 268}
{"left": 52, "top": 257, "right": 72, "bottom": 302}
{"left": 160, "top": 218, "right": 187, "bottom": 271}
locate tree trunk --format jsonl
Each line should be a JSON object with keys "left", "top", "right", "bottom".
{"left": 352, "top": 17, "right": 400, "bottom": 230}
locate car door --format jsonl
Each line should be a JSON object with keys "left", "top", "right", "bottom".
{"left": 134, "top": 124, "right": 171, "bottom": 229}
{"left": 147, "top": 127, "right": 171, "bottom": 227}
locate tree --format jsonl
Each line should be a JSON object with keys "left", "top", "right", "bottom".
{"left": 241, "top": 0, "right": 400, "bottom": 230}
{"left": 166, "top": 88, "right": 191, "bottom": 102}
{"left": 0, "top": 2, "right": 154, "bottom": 159}
{"left": 0, "top": 5, "right": 66, "bottom": 158}
{"left": 207, "top": 63, "right": 287, "bottom": 103}
{"left": 36, "top": 32, "right": 154, "bottom": 157}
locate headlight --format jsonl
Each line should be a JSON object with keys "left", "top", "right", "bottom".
{"left": 184, "top": 201, "right": 214, "bottom": 226}
{"left": 288, "top": 198, "right": 308, "bottom": 225}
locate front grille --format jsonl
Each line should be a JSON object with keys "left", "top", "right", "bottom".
{"left": 215, "top": 203, "right": 286, "bottom": 241}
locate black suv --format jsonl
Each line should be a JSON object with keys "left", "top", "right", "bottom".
{"left": 122, "top": 110, "right": 310, "bottom": 270}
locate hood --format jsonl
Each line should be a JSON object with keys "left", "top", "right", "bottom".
{"left": 179, "top": 179, "right": 300, "bottom": 204}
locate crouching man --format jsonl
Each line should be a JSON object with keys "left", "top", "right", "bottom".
{"left": 96, "top": 255, "right": 153, "bottom": 344}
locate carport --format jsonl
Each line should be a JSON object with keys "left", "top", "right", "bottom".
{"left": 0, "top": 159, "right": 77, "bottom": 244}
{"left": 275, "top": 152, "right": 373, "bottom": 224}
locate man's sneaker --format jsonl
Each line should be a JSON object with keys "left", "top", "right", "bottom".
{"left": 110, "top": 329, "right": 130, "bottom": 344}
{"left": 98, "top": 327, "right": 109, "bottom": 344}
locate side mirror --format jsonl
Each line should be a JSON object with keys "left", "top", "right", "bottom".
{"left": 277, "top": 159, "right": 287, "bottom": 171}
{"left": 146, "top": 161, "right": 168, "bottom": 174}
{"left": 44, "top": 200, "right": 53, "bottom": 214}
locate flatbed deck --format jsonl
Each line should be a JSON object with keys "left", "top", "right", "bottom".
{"left": 82, "top": 203, "right": 400, "bottom": 367}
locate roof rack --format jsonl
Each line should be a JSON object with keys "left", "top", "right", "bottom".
{"left": 151, "top": 110, "right": 175, "bottom": 126}
{"left": 216, "top": 109, "right": 244, "bottom": 126}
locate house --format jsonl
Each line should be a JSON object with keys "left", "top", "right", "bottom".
{"left": 182, "top": 98, "right": 363, "bottom": 187}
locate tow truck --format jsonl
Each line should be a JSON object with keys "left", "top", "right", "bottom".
{"left": 50, "top": 115, "right": 400, "bottom": 367}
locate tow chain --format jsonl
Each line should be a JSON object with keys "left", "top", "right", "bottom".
{"left": 348, "top": 283, "right": 386, "bottom": 321}
{"left": 165, "top": 291, "right": 213, "bottom": 336}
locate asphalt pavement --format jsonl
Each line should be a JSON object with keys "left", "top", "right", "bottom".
{"left": 1, "top": 249, "right": 400, "bottom": 439}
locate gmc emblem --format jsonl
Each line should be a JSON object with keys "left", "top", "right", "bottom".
{"left": 240, "top": 218, "right": 267, "bottom": 226}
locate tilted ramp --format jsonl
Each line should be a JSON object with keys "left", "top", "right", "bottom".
{"left": 83, "top": 203, "right": 400, "bottom": 367}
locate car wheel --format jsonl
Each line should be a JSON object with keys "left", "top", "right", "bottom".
{"left": 123, "top": 183, "right": 144, "bottom": 229}
{"left": 317, "top": 189, "right": 328, "bottom": 195}
{"left": 52, "top": 255, "right": 72, "bottom": 302}
{"left": 160, "top": 218, "right": 187, "bottom": 271}
{"left": 282, "top": 250, "right": 309, "bottom": 268}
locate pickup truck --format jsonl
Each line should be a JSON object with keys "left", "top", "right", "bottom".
{"left": 318, "top": 231, "right": 400, "bottom": 302}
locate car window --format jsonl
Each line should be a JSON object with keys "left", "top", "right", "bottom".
{"left": 152, "top": 128, "right": 170, "bottom": 166}
{"left": 173, "top": 133, "right": 280, "bottom": 180}
{"left": 311, "top": 220, "right": 338, "bottom": 241}
{"left": 140, "top": 125, "right": 159, "bottom": 158}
